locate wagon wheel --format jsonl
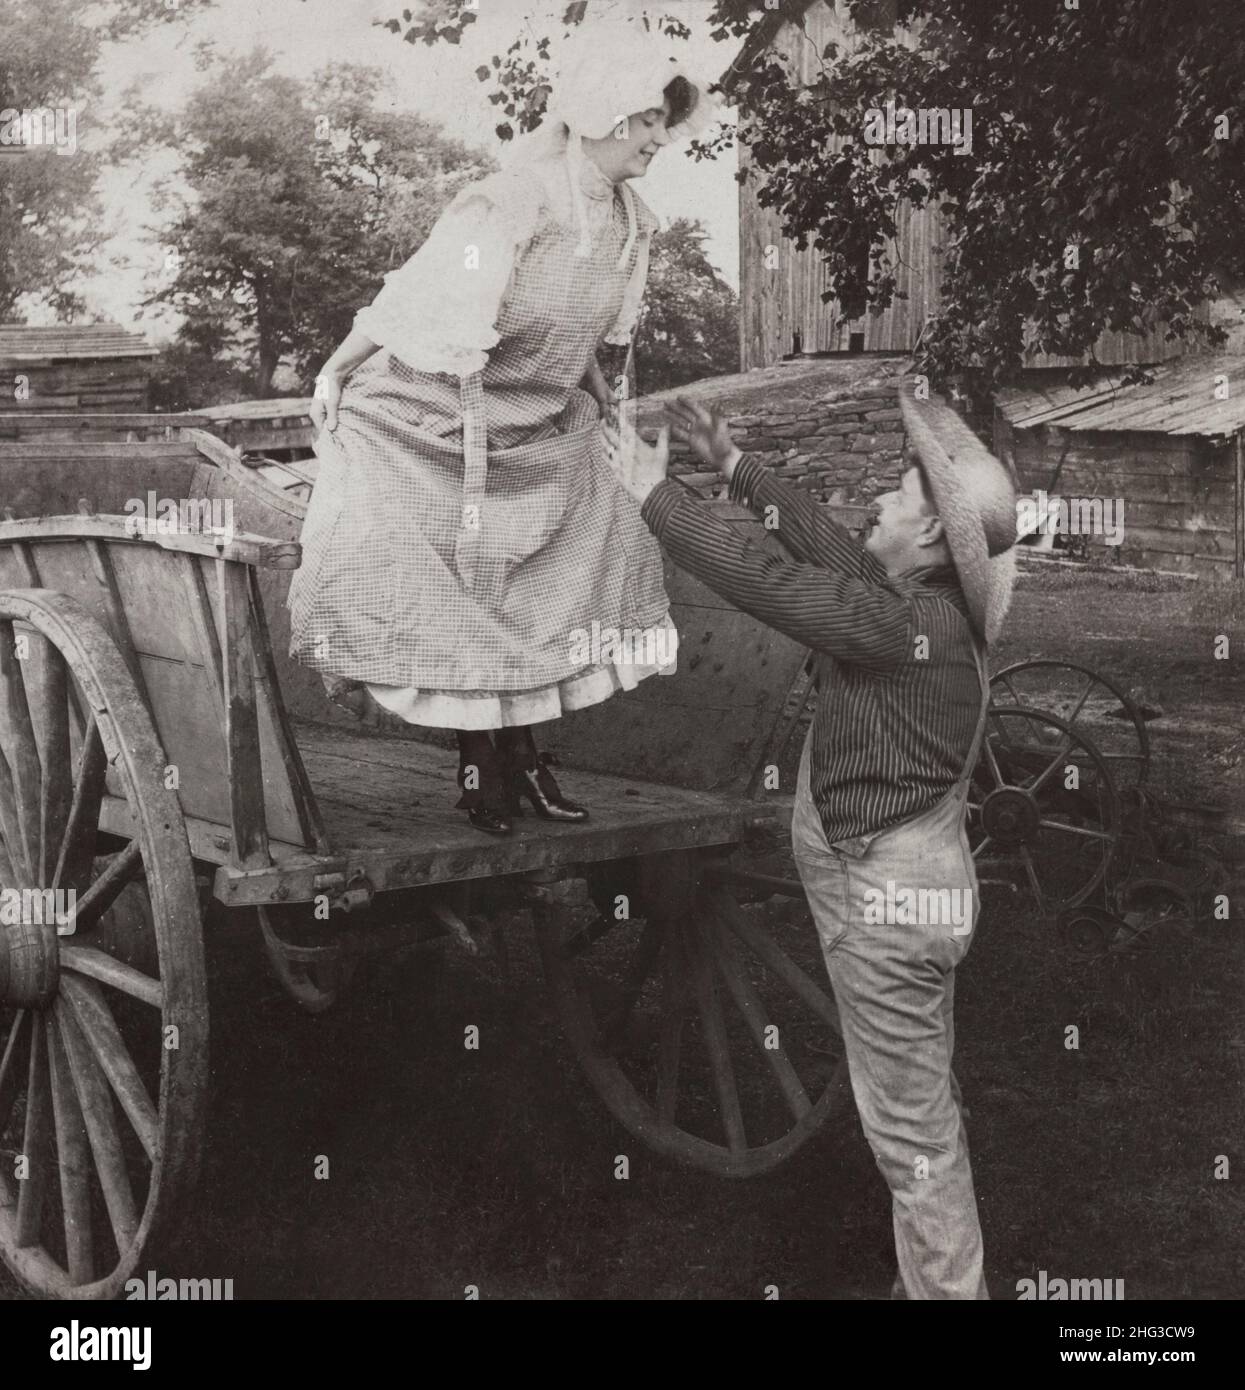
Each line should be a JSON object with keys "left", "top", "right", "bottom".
{"left": 532, "top": 854, "right": 849, "bottom": 1178}
{"left": 969, "top": 704, "right": 1121, "bottom": 917}
{"left": 256, "top": 904, "right": 357, "bottom": 1015}
{"left": 0, "top": 590, "right": 207, "bottom": 1299}
{"left": 989, "top": 660, "right": 1150, "bottom": 793}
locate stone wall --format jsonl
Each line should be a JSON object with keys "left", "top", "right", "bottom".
{"left": 634, "top": 355, "right": 911, "bottom": 507}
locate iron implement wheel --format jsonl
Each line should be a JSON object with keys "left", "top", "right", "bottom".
{"left": 970, "top": 703, "right": 1121, "bottom": 917}
{"left": 0, "top": 590, "right": 208, "bottom": 1299}
{"left": 989, "top": 660, "right": 1150, "bottom": 794}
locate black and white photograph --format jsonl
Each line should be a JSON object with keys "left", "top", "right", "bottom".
{"left": 0, "top": 0, "right": 1242, "bottom": 1341}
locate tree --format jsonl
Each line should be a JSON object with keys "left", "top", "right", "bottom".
{"left": 126, "top": 50, "right": 487, "bottom": 400}
{"left": 636, "top": 218, "right": 739, "bottom": 394}
{"left": 392, "top": 0, "right": 1245, "bottom": 395}
{"left": 0, "top": 0, "right": 212, "bottom": 321}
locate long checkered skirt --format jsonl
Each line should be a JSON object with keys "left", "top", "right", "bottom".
{"left": 287, "top": 372, "right": 669, "bottom": 694}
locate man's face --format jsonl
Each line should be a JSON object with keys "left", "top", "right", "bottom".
{"left": 864, "top": 464, "right": 940, "bottom": 570}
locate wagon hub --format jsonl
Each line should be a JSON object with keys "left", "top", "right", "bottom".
{"left": 0, "top": 917, "right": 60, "bottom": 1008}
{"left": 980, "top": 786, "right": 1040, "bottom": 846}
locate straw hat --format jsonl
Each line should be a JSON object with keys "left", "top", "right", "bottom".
{"left": 505, "top": 17, "right": 719, "bottom": 265}
{"left": 899, "top": 381, "right": 1019, "bottom": 645}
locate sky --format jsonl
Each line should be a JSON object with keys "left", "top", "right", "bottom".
{"left": 82, "top": 0, "right": 743, "bottom": 340}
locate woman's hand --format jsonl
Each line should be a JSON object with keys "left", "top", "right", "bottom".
{"left": 602, "top": 413, "right": 670, "bottom": 507}
{"left": 666, "top": 397, "right": 742, "bottom": 480}
{"left": 310, "top": 369, "right": 344, "bottom": 435}
{"left": 581, "top": 354, "right": 613, "bottom": 420}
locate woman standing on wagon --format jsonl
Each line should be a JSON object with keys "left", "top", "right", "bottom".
{"left": 290, "top": 22, "right": 714, "bottom": 835}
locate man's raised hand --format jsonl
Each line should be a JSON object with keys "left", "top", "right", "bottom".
{"left": 666, "top": 397, "right": 741, "bottom": 480}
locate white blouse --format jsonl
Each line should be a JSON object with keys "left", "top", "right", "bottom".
{"left": 353, "top": 161, "right": 656, "bottom": 380}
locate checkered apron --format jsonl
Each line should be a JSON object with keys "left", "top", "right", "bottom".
{"left": 287, "top": 174, "right": 668, "bottom": 694}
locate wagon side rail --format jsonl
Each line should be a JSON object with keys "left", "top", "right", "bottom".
{"left": 0, "top": 510, "right": 333, "bottom": 878}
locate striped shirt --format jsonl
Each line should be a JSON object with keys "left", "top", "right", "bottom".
{"left": 640, "top": 455, "right": 986, "bottom": 849}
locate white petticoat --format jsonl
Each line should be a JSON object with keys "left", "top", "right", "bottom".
{"left": 365, "top": 615, "right": 677, "bottom": 730}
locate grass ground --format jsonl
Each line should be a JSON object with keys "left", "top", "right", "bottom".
{"left": 2, "top": 565, "right": 1242, "bottom": 1300}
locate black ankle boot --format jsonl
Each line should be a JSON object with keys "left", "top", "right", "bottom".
{"left": 509, "top": 751, "right": 589, "bottom": 823}
{"left": 455, "top": 737, "right": 512, "bottom": 836}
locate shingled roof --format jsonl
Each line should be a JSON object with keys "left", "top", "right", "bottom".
{"left": 996, "top": 352, "right": 1245, "bottom": 439}
{"left": 0, "top": 324, "right": 157, "bottom": 363}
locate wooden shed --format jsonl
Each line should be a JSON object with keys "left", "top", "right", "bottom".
{"left": 724, "top": 0, "right": 1192, "bottom": 373}
{"left": 994, "top": 354, "right": 1245, "bottom": 581}
{"left": 0, "top": 323, "right": 157, "bottom": 412}
{"left": 187, "top": 396, "right": 315, "bottom": 461}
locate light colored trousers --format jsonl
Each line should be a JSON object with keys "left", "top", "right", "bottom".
{"left": 793, "top": 735, "right": 989, "bottom": 1300}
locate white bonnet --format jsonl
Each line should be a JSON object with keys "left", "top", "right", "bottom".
{"left": 546, "top": 17, "right": 720, "bottom": 143}
{"left": 503, "top": 17, "right": 720, "bottom": 264}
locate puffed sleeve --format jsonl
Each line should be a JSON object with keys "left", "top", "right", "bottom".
{"left": 602, "top": 190, "right": 661, "bottom": 347}
{"left": 354, "top": 173, "right": 539, "bottom": 378}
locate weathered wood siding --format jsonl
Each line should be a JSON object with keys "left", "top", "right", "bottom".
{"left": 739, "top": 0, "right": 1191, "bottom": 372}
{"left": 998, "top": 419, "right": 1239, "bottom": 579}
{"left": 0, "top": 357, "right": 154, "bottom": 412}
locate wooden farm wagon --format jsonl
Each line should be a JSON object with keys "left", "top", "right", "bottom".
{"left": 0, "top": 429, "right": 857, "bottom": 1299}
{"left": 0, "top": 425, "right": 1145, "bottom": 1298}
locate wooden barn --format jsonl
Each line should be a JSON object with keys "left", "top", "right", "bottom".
{"left": 0, "top": 323, "right": 157, "bottom": 412}
{"left": 723, "top": 0, "right": 1191, "bottom": 373}
{"left": 994, "top": 352, "right": 1245, "bottom": 581}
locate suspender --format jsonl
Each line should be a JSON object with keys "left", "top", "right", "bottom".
{"left": 958, "top": 635, "right": 992, "bottom": 790}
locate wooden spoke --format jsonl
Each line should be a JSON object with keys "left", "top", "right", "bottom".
{"left": 714, "top": 926, "right": 811, "bottom": 1123}
{"left": 70, "top": 840, "right": 143, "bottom": 933}
{"left": 715, "top": 891, "right": 841, "bottom": 1035}
{"left": 971, "top": 835, "right": 995, "bottom": 859}
{"left": 0, "top": 1009, "right": 27, "bottom": 1136}
{"left": 60, "top": 945, "right": 162, "bottom": 1009}
{"left": 600, "top": 917, "right": 663, "bottom": 1049}
{"left": 60, "top": 975, "right": 158, "bottom": 1162}
{"left": 15, "top": 1016, "right": 52, "bottom": 1248}
{"left": 55, "top": 1000, "right": 138, "bottom": 1255}
{"left": 0, "top": 622, "right": 43, "bottom": 883}
{"left": 654, "top": 930, "right": 684, "bottom": 1125}
{"left": 0, "top": 750, "right": 31, "bottom": 884}
{"left": 46, "top": 1012, "right": 94, "bottom": 1285}
{"left": 35, "top": 641, "right": 73, "bottom": 886}
{"left": 51, "top": 720, "right": 108, "bottom": 895}
{"left": 684, "top": 918, "right": 746, "bottom": 1153}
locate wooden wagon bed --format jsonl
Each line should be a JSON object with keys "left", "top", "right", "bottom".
{"left": 213, "top": 719, "right": 763, "bottom": 907}
{"left": 0, "top": 429, "right": 858, "bottom": 1302}
{"left": 297, "top": 722, "right": 753, "bottom": 873}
